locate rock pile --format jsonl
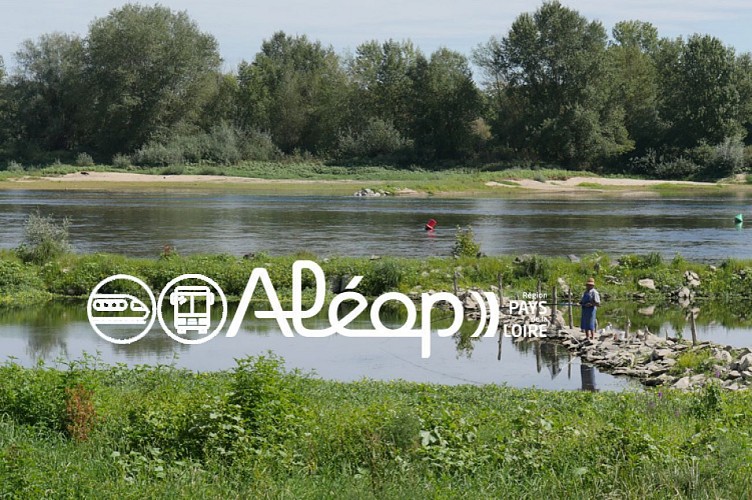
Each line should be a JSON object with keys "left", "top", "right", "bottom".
{"left": 547, "top": 328, "right": 751, "bottom": 391}
{"left": 354, "top": 188, "right": 388, "bottom": 197}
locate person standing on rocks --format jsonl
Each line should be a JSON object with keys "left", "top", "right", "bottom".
{"left": 580, "top": 277, "right": 600, "bottom": 340}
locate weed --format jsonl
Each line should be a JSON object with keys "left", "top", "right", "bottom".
{"left": 65, "top": 384, "right": 96, "bottom": 441}
{"left": 16, "top": 211, "right": 72, "bottom": 264}
{"left": 452, "top": 226, "right": 481, "bottom": 258}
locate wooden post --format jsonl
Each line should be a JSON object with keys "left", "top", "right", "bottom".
{"left": 626, "top": 318, "right": 631, "bottom": 339}
{"left": 453, "top": 271, "right": 459, "bottom": 297}
{"left": 551, "top": 286, "right": 557, "bottom": 326}
{"left": 567, "top": 289, "right": 573, "bottom": 329}
{"left": 690, "top": 311, "right": 698, "bottom": 346}
{"left": 536, "top": 280, "right": 542, "bottom": 318}
{"left": 497, "top": 273, "right": 503, "bottom": 309}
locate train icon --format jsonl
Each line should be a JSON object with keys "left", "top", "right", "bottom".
{"left": 90, "top": 294, "right": 151, "bottom": 325}
{"left": 169, "top": 286, "right": 215, "bottom": 335}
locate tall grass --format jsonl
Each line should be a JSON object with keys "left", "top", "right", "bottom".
{"left": 1, "top": 357, "right": 751, "bottom": 497}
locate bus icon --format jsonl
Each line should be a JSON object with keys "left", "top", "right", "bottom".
{"left": 169, "top": 286, "right": 215, "bottom": 335}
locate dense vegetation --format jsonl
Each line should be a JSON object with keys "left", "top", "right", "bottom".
{"left": 3, "top": 246, "right": 752, "bottom": 310}
{"left": 1, "top": 2, "right": 752, "bottom": 178}
{"left": 1, "top": 355, "right": 752, "bottom": 497}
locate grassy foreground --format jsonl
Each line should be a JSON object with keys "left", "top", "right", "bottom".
{"left": 1, "top": 355, "right": 751, "bottom": 498}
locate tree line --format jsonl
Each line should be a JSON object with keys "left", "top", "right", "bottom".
{"left": 0, "top": 1, "right": 750, "bottom": 179}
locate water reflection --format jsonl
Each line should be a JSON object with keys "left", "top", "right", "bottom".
{"left": 580, "top": 364, "right": 597, "bottom": 392}
{"left": 4, "top": 298, "right": 751, "bottom": 389}
{"left": 0, "top": 301, "right": 631, "bottom": 390}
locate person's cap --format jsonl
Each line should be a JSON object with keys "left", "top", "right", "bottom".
{"left": 586, "top": 277, "right": 595, "bottom": 285}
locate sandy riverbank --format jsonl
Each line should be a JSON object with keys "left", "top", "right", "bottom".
{"left": 0, "top": 170, "right": 738, "bottom": 196}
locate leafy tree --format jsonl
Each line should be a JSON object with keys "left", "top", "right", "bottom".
{"left": 0, "top": 56, "right": 8, "bottom": 157}
{"left": 658, "top": 34, "right": 743, "bottom": 148}
{"left": 7, "top": 33, "right": 88, "bottom": 156}
{"left": 347, "top": 39, "right": 420, "bottom": 138}
{"left": 736, "top": 53, "right": 752, "bottom": 143}
{"left": 409, "top": 49, "right": 482, "bottom": 160}
{"left": 608, "top": 21, "right": 663, "bottom": 152}
{"left": 474, "top": 1, "right": 632, "bottom": 165}
{"left": 200, "top": 73, "right": 241, "bottom": 130}
{"left": 237, "top": 31, "right": 348, "bottom": 154}
{"left": 86, "top": 4, "right": 221, "bottom": 156}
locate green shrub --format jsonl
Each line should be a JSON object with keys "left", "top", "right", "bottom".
{"left": 16, "top": 212, "right": 72, "bottom": 264}
{"left": 671, "top": 349, "right": 715, "bottom": 375}
{"left": 361, "top": 259, "right": 404, "bottom": 295}
{"left": 126, "top": 389, "right": 247, "bottom": 460}
{"left": 0, "top": 363, "right": 67, "bottom": 431}
{"left": 514, "top": 255, "right": 550, "bottom": 280}
{"left": 337, "top": 118, "right": 413, "bottom": 160}
{"left": 654, "top": 157, "right": 700, "bottom": 179}
{"left": 619, "top": 252, "right": 663, "bottom": 269}
{"left": 711, "top": 136, "right": 745, "bottom": 176}
{"left": 133, "top": 142, "right": 184, "bottom": 167}
{"left": 0, "top": 259, "right": 44, "bottom": 292}
{"left": 238, "top": 128, "right": 281, "bottom": 161}
{"left": 203, "top": 122, "right": 241, "bottom": 165}
{"left": 229, "top": 354, "right": 303, "bottom": 437}
{"left": 111, "top": 153, "right": 131, "bottom": 168}
{"left": 5, "top": 160, "right": 24, "bottom": 172}
{"left": 160, "top": 165, "right": 185, "bottom": 175}
{"left": 132, "top": 124, "right": 280, "bottom": 167}
{"left": 452, "top": 226, "right": 481, "bottom": 258}
{"left": 75, "top": 152, "right": 94, "bottom": 167}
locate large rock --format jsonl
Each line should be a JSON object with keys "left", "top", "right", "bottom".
{"left": 638, "top": 278, "right": 656, "bottom": 290}
{"left": 673, "top": 376, "right": 692, "bottom": 390}
{"left": 728, "top": 370, "right": 742, "bottom": 379}
{"left": 714, "top": 350, "right": 733, "bottom": 363}
{"left": 739, "top": 353, "right": 752, "bottom": 372}
{"left": 684, "top": 270, "right": 701, "bottom": 288}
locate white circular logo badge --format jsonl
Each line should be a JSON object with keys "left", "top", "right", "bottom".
{"left": 87, "top": 274, "right": 157, "bottom": 345}
{"left": 156, "top": 274, "right": 228, "bottom": 345}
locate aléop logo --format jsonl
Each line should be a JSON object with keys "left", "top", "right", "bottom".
{"left": 87, "top": 260, "right": 534, "bottom": 358}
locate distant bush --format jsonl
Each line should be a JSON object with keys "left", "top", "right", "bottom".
{"left": 160, "top": 165, "right": 185, "bottom": 175}
{"left": 133, "top": 142, "right": 184, "bottom": 167}
{"left": 653, "top": 157, "right": 700, "bottom": 179}
{"left": 16, "top": 212, "right": 73, "bottom": 264}
{"left": 4, "top": 160, "right": 24, "bottom": 172}
{"left": 709, "top": 136, "right": 745, "bottom": 177}
{"left": 337, "top": 118, "right": 413, "bottom": 160}
{"left": 111, "top": 153, "right": 131, "bottom": 168}
{"left": 75, "top": 152, "right": 95, "bottom": 167}
{"left": 132, "top": 123, "right": 281, "bottom": 167}
{"left": 238, "top": 128, "right": 281, "bottom": 161}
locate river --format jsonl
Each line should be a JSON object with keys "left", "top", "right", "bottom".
{"left": 1, "top": 190, "right": 752, "bottom": 260}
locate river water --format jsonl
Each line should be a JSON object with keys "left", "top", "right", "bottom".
{"left": 2, "top": 189, "right": 752, "bottom": 389}
{"left": 1, "top": 190, "right": 752, "bottom": 260}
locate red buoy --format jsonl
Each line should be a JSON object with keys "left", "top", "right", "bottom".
{"left": 425, "top": 218, "right": 437, "bottom": 231}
